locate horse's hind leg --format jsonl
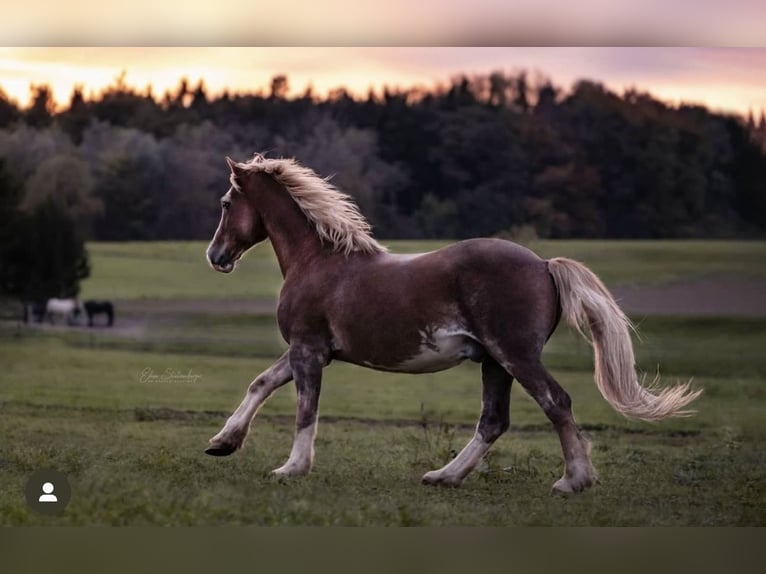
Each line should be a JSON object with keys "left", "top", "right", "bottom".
{"left": 422, "top": 358, "right": 512, "bottom": 487}
{"left": 509, "top": 357, "right": 596, "bottom": 493}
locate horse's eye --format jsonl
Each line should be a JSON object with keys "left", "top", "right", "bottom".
{"left": 222, "top": 201, "right": 231, "bottom": 210}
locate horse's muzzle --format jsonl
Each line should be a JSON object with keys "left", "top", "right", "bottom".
{"left": 207, "top": 245, "right": 236, "bottom": 273}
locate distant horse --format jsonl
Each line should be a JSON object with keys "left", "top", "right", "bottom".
{"left": 204, "top": 155, "right": 701, "bottom": 493}
{"left": 45, "top": 298, "right": 82, "bottom": 325}
{"left": 24, "top": 300, "right": 48, "bottom": 323}
{"left": 83, "top": 300, "right": 114, "bottom": 327}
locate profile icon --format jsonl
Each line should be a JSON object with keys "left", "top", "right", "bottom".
{"left": 25, "top": 469, "right": 71, "bottom": 515}
{"left": 38, "top": 482, "right": 58, "bottom": 503}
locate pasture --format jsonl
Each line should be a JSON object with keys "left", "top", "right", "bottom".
{"left": 0, "top": 240, "right": 764, "bottom": 525}
{"left": 78, "top": 240, "right": 766, "bottom": 300}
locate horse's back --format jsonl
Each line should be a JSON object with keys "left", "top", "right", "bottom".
{"left": 386, "top": 237, "right": 543, "bottom": 265}
{"left": 47, "top": 298, "right": 76, "bottom": 313}
{"left": 382, "top": 238, "right": 551, "bottom": 298}
{"left": 333, "top": 238, "right": 553, "bottom": 314}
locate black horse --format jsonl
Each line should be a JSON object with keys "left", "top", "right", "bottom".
{"left": 83, "top": 300, "right": 114, "bottom": 327}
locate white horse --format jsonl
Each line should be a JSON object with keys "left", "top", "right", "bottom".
{"left": 45, "top": 298, "right": 82, "bottom": 325}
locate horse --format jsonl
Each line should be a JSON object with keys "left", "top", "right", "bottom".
{"left": 204, "top": 154, "right": 701, "bottom": 493}
{"left": 23, "top": 300, "right": 48, "bottom": 323}
{"left": 45, "top": 298, "right": 82, "bottom": 325}
{"left": 83, "top": 300, "right": 114, "bottom": 327}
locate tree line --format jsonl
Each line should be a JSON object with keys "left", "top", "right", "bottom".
{"left": 2, "top": 72, "right": 765, "bottom": 243}
{"left": 2, "top": 70, "right": 766, "bottom": 304}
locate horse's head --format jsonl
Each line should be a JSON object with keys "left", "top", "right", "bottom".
{"left": 206, "top": 157, "right": 269, "bottom": 273}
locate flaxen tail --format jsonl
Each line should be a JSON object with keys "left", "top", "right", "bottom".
{"left": 547, "top": 257, "right": 701, "bottom": 421}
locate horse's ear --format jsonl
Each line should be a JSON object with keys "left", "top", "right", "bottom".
{"left": 226, "top": 157, "right": 242, "bottom": 175}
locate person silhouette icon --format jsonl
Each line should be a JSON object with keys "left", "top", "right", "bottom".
{"left": 38, "top": 482, "right": 58, "bottom": 503}
{"left": 25, "top": 470, "right": 70, "bottom": 515}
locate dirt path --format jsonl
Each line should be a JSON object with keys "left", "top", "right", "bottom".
{"left": 117, "top": 276, "right": 766, "bottom": 321}
{"left": 115, "top": 297, "right": 278, "bottom": 315}
{"left": 610, "top": 276, "right": 766, "bottom": 317}
{"left": 124, "top": 276, "right": 765, "bottom": 318}
{"left": 5, "top": 277, "right": 764, "bottom": 338}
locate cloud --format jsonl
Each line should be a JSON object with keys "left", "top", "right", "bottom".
{"left": 0, "top": 48, "right": 764, "bottom": 115}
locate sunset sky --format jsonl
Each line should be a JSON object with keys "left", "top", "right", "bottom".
{"left": 1, "top": 47, "right": 765, "bottom": 117}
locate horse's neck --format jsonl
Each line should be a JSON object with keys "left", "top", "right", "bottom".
{"left": 258, "top": 177, "right": 326, "bottom": 278}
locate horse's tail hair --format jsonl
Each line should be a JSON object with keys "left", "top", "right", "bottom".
{"left": 547, "top": 257, "right": 701, "bottom": 421}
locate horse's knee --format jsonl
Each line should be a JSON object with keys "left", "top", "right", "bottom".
{"left": 248, "top": 373, "right": 282, "bottom": 394}
{"left": 295, "top": 410, "right": 318, "bottom": 431}
{"left": 248, "top": 378, "right": 268, "bottom": 394}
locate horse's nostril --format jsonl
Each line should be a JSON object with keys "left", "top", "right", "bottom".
{"left": 208, "top": 247, "right": 231, "bottom": 268}
{"left": 207, "top": 248, "right": 222, "bottom": 265}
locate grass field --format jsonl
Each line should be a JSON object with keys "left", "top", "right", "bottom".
{"left": 79, "top": 240, "right": 766, "bottom": 300}
{"left": 1, "top": 240, "right": 765, "bottom": 525}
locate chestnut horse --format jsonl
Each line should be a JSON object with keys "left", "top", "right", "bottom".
{"left": 205, "top": 155, "right": 700, "bottom": 493}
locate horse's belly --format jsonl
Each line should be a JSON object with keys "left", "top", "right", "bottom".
{"left": 393, "top": 334, "right": 475, "bottom": 373}
{"left": 338, "top": 328, "right": 485, "bottom": 374}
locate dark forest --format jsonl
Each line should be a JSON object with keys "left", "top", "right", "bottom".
{"left": 1, "top": 71, "right": 765, "bottom": 242}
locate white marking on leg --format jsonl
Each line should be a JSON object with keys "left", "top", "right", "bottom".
{"left": 552, "top": 430, "right": 596, "bottom": 493}
{"left": 272, "top": 423, "right": 317, "bottom": 476}
{"left": 209, "top": 354, "right": 292, "bottom": 451}
{"left": 422, "top": 434, "right": 490, "bottom": 486}
{"left": 220, "top": 382, "right": 271, "bottom": 434}
{"left": 209, "top": 384, "right": 273, "bottom": 450}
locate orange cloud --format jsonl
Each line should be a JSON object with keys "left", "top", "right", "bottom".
{"left": 0, "top": 48, "right": 764, "bottom": 116}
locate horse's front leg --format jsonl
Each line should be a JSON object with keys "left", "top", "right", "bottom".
{"left": 205, "top": 350, "right": 293, "bottom": 456}
{"left": 271, "top": 342, "right": 328, "bottom": 477}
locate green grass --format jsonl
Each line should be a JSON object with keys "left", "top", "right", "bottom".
{"left": 81, "top": 240, "right": 766, "bottom": 300}
{"left": 524, "top": 239, "right": 766, "bottom": 286}
{"left": 79, "top": 241, "right": 283, "bottom": 301}
{"left": 2, "top": 238, "right": 764, "bottom": 525}
{"left": 1, "top": 315, "right": 764, "bottom": 526}
{"left": 7, "top": 311, "right": 766, "bottom": 379}
{"left": 2, "top": 403, "right": 762, "bottom": 526}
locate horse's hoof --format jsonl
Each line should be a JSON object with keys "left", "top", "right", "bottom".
{"left": 551, "top": 478, "right": 576, "bottom": 494}
{"left": 421, "top": 471, "right": 440, "bottom": 485}
{"left": 421, "top": 471, "right": 461, "bottom": 487}
{"left": 204, "top": 444, "right": 237, "bottom": 456}
{"left": 551, "top": 474, "right": 594, "bottom": 494}
{"left": 270, "top": 464, "right": 310, "bottom": 477}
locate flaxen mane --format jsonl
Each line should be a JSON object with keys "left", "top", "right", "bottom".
{"left": 231, "top": 154, "right": 387, "bottom": 255}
